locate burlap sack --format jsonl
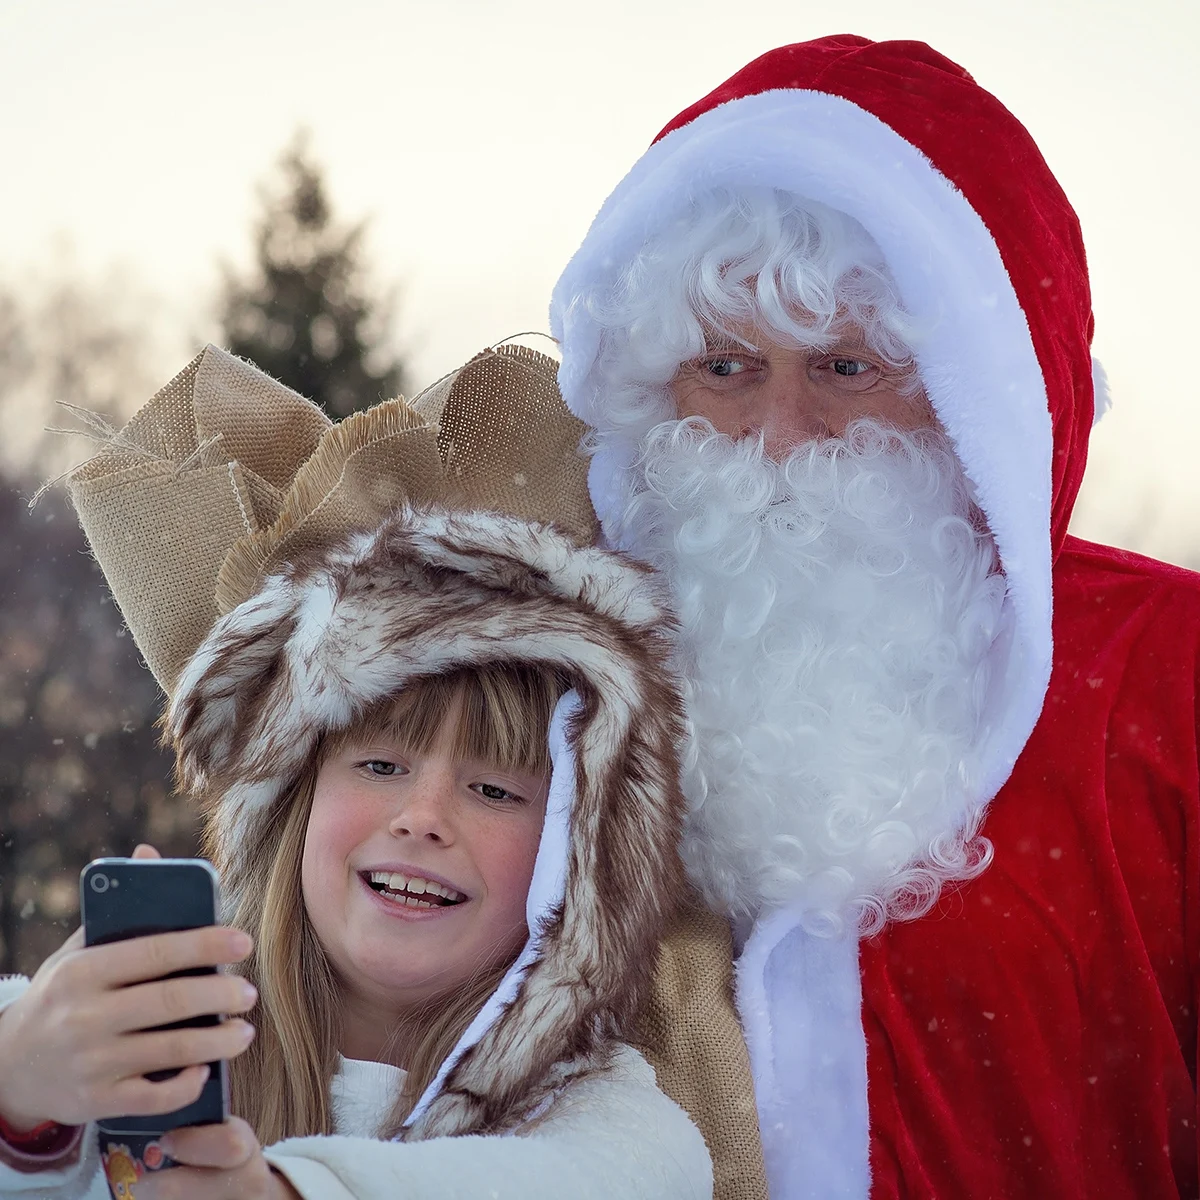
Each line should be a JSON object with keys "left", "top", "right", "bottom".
{"left": 64, "top": 344, "right": 767, "bottom": 1200}
{"left": 411, "top": 343, "right": 595, "bottom": 544}
{"left": 67, "top": 348, "right": 331, "bottom": 692}
{"left": 641, "top": 907, "right": 770, "bottom": 1200}
{"left": 66, "top": 343, "right": 597, "bottom": 692}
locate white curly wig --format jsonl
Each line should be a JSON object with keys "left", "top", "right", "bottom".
{"left": 578, "top": 187, "right": 922, "bottom": 475}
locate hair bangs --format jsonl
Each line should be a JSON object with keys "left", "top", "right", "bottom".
{"left": 325, "top": 663, "right": 567, "bottom": 778}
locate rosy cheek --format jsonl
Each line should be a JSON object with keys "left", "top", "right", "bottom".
{"left": 495, "top": 851, "right": 533, "bottom": 908}
{"left": 483, "top": 821, "right": 541, "bottom": 908}
{"left": 298, "top": 813, "right": 331, "bottom": 904}
{"left": 303, "top": 784, "right": 363, "bottom": 885}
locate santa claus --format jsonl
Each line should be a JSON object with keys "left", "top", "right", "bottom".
{"left": 550, "top": 35, "right": 1200, "bottom": 1200}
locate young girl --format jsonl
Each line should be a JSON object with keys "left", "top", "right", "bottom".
{"left": 0, "top": 345, "right": 713, "bottom": 1198}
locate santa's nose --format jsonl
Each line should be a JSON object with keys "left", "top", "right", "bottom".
{"left": 746, "top": 366, "right": 839, "bottom": 453}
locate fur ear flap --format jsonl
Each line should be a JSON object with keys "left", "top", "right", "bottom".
{"left": 402, "top": 643, "right": 687, "bottom": 1141}
{"left": 168, "top": 577, "right": 304, "bottom": 797}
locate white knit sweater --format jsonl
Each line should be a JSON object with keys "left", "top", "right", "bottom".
{"left": 0, "top": 976, "right": 712, "bottom": 1200}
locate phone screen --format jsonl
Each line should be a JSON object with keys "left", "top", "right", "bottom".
{"left": 80, "top": 858, "right": 230, "bottom": 1189}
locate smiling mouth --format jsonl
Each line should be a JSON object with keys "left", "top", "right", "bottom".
{"left": 362, "top": 870, "right": 467, "bottom": 910}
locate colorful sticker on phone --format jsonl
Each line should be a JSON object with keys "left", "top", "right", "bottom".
{"left": 101, "top": 1138, "right": 169, "bottom": 1198}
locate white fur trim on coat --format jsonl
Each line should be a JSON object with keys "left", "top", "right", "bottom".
{"left": 1092, "top": 356, "right": 1112, "bottom": 425}
{"left": 266, "top": 1046, "right": 712, "bottom": 1200}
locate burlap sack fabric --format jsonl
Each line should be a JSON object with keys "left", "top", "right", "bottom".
{"left": 67, "top": 343, "right": 599, "bottom": 694}
{"left": 642, "top": 904, "right": 771, "bottom": 1200}
{"left": 64, "top": 344, "right": 768, "bottom": 1200}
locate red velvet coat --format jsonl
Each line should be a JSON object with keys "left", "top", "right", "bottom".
{"left": 863, "top": 536, "right": 1200, "bottom": 1197}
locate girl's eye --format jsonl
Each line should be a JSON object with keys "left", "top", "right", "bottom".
{"left": 359, "top": 760, "right": 401, "bottom": 777}
{"left": 471, "top": 782, "right": 524, "bottom": 805}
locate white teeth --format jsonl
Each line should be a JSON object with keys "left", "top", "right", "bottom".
{"left": 366, "top": 871, "right": 466, "bottom": 903}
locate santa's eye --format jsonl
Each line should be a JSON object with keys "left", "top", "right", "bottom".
{"left": 705, "top": 357, "right": 749, "bottom": 377}
{"left": 832, "top": 358, "right": 872, "bottom": 377}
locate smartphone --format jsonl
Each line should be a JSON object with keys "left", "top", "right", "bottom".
{"left": 80, "top": 857, "right": 230, "bottom": 1190}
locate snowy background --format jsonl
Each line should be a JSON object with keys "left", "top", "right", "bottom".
{"left": 1, "top": 0, "right": 1196, "bottom": 562}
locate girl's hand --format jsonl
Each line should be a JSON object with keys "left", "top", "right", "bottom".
{"left": 0, "top": 844, "right": 257, "bottom": 1131}
{"left": 144, "top": 1119, "right": 301, "bottom": 1199}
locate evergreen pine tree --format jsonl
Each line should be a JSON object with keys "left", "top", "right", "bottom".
{"left": 220, "top": 133, "right": 405, "bottom": 419}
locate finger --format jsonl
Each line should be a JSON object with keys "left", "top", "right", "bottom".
{"left": 101, "top": 1062, "right": 212, "bottom": 1121}
{"left": 107, "top": 973, "right": 258, "bottom": 1036}
{"left": 162, "top": 1116, "right": 258, "bottom": 1170}
{"left": 132, "top": 843, "right": 163, "bottom": 860}
{"left": 137, "top": 1162, "right": 261, "bottom": 1200}
{"left": 82, "top": 926, "right": 253, "bottom": 989}
{"left": 35, "top": 925, "right": 86, "bottom": 977}
{"left": 137, "top": 1165, "right": 211, "bottom": 1200}
{"left": 101, "top": 1019, "right": 256, "bottom": 1080}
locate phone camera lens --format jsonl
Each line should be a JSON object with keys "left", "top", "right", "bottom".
{"left": 90, "top": 873, "right": 110, "bottom": 894}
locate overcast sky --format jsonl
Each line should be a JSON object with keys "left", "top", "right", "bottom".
{"left": 1, "top": 0, "right": 1195, "bottom": 562}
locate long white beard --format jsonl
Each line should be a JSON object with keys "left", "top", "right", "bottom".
{"left": 608, "top": 418, "right": 1006, "bottom": 936}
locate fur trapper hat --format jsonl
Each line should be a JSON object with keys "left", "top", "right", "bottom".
{"left": 66, "top": 344, "right": 688, "bottom": 1140}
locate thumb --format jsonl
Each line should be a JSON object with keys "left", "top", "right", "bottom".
{"left": 40, "top": 924, "right": 85, "bottom": 968}
{"left": 131, "top": 843, "right": 162, "bottom": 860}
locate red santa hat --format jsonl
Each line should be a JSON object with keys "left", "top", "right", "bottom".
{"left": 551, "top": 34, "right": 1101, "bottom": 814}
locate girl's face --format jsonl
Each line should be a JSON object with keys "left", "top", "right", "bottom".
{"left": 301, "top": 698, "right": 549, "bottom": 1022}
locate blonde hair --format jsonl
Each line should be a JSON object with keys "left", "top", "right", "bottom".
{"left": 205, "top": 662, "right": 566, "bottom": 1144}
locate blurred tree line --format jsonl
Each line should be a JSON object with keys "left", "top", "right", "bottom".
{"left": 0, "top": 135, "right": 406, "bottom": 975}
